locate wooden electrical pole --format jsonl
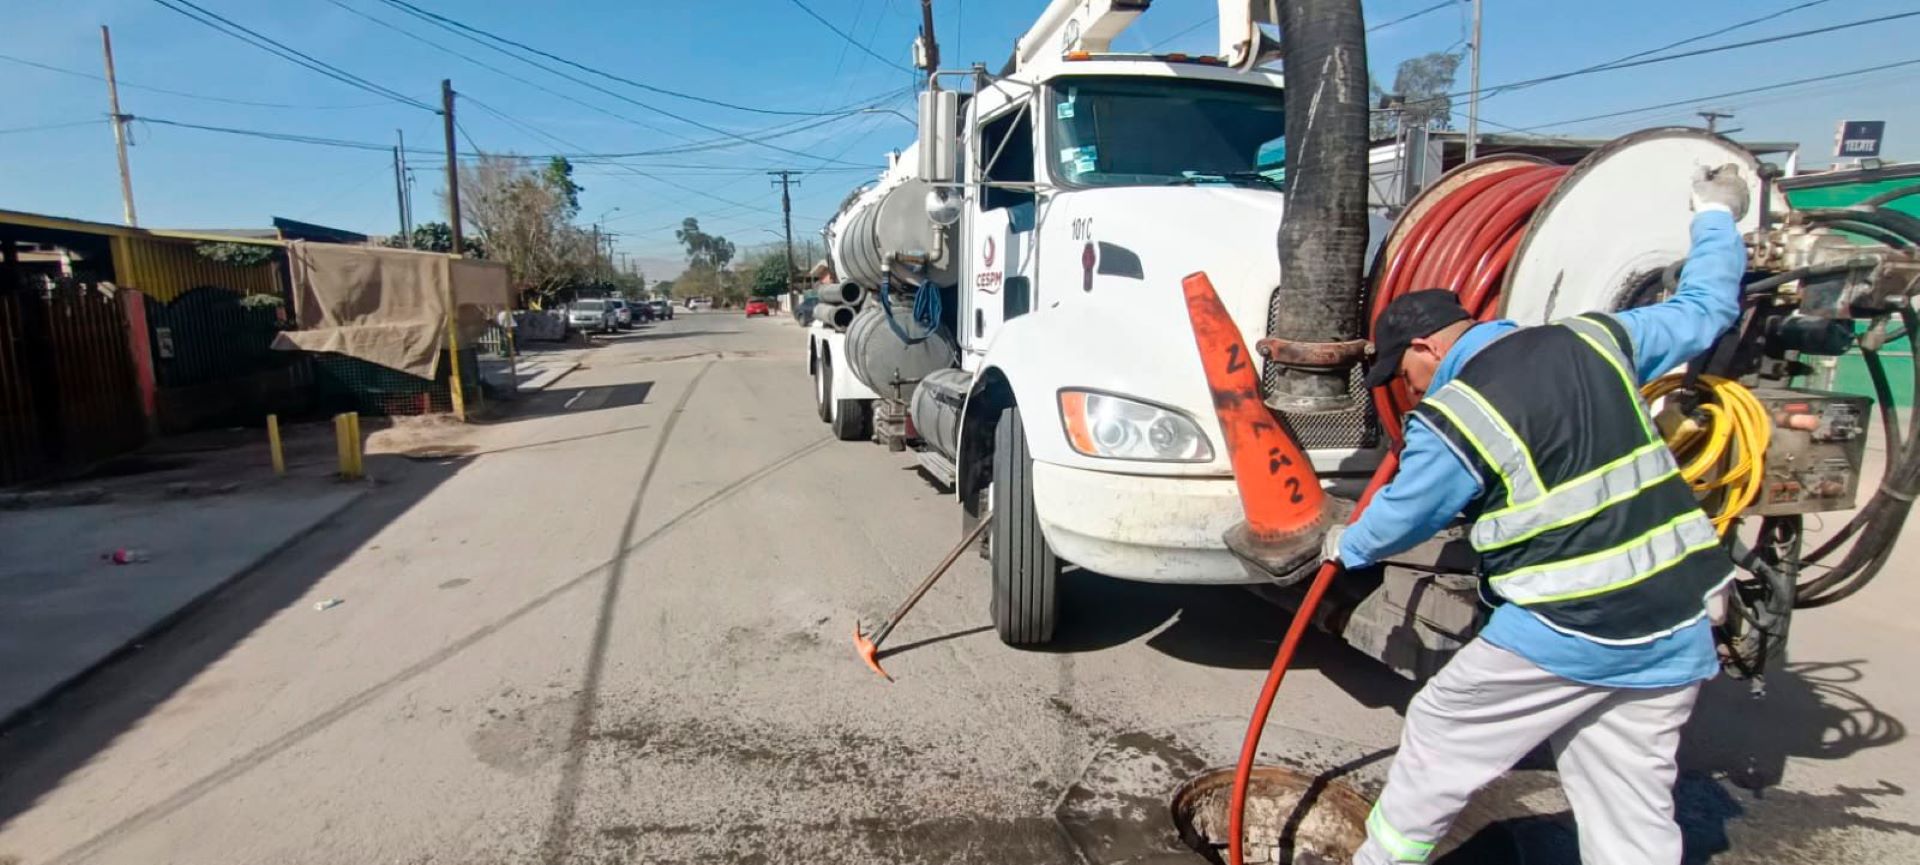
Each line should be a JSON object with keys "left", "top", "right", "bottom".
{"left": 1465, "top": 0, "right": 1483, "bottom": 161}
{"left": 916, "top": 0, "right": 940, "bottom": 72}
{"left": 441, "top": 79, "right": 464, "bottom": 255}
{"left": 100, "top": 26, "right": 138, "bottom": 226}
{"left": 768, "top": 170, "right": 799, "bottom": 284}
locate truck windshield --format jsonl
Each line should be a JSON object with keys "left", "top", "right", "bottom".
{"left": 1048, "top": 76, "right": 1286, "bottom": 189}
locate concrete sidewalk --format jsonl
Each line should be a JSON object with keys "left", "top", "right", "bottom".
{"left": 480, "top": 349, "right": 585, "bottom": 397}
{"left": 0, "top": 480, "right": 364, "bottom": 726}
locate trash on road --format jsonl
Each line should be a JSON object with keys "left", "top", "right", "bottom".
{"left": 314, "top": 598, "right": 345, "bottom": 611}
{"left": 103, "top": 548, "right": 149, "bottom": 565}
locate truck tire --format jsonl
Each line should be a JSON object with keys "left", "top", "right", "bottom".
{"left": 823, "top": 354, "right": 871, "bottom": 441}
{"left": 813, "top": 349, "right": 832, "bottom": 422}
{"left": 990, "top": 406, "right": 1059, "bottom": 645}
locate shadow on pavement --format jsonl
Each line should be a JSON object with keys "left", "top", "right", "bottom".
{"left": 0, "top": 452, "right": 467, "bottom": 833}
{"left": 1039, "top": 568, "right": 1417, "bottom": 708}
{"left": 596, "top": 328, "right": 741, "bottom": 343}
{"left": 483, "top": 381, "right": 655, "bottom": 426}
{"left": 1681, "top": 657, "right": 1907, "bottom": 790}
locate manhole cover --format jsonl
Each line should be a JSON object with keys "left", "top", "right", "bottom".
{"left": 399, "top": 445, "right": 476, "bottom": 461}
{"left": 1170, "top": 765, "right": 1370, "bottom": 865}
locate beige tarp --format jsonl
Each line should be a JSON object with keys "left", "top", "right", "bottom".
{"left": 272, "top": 242, "right": 513, "bottom": 378}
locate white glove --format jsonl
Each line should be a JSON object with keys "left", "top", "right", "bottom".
{"left": 1691, "top": 163, "right": 1750, "bottom": 221}
{"left": 1322, "top": 524, "right": 1347, "bottom": 565}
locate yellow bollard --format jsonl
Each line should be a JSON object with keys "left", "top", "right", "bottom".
{"left": 334, "top": 413, "right": 352, "bottom": 479}
{"left": 346, "top": 412, "right": 364, "bottom": 478}
{"left": 267, "top": 414, "right": 285, "bottom": 476}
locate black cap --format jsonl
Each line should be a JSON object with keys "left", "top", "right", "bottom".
{"left": 1366, "top": 289, "right": 1472, "bottom": 388}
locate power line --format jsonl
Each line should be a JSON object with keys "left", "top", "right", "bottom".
{"left": 147, "top": 0, "right": 436, "bottom": 111}
{"left": 0, "top": 119, "right": 107, "bottom": 135}
{"left": 0, "top": 52, "right": 387, "bottom": 110}
{"left": 786, "top": 0, "right": 913, "bottom": 72}
{"left": 1474, "top": 9, "right": 1920, "bottom": 101}
{"left": 1504, "top": 57, "right": 1920, "bottom": 133}
{"left": 1146, "top": 16, "right": 1215, "bottom": 50}
{"left": 366, "top": 0, "right": 875, "bottom": 117}
{"left": 371, "top": 0, "right": 884, "bottom": 164}
{"left": 315, "top": 0, "right": 680, "bottom": 138}
{"left": 1495, "top": 0, "right": 1836, "bottom": 98}
{"left": 1370, "top": 1, "right": 1456, "bottom": 33}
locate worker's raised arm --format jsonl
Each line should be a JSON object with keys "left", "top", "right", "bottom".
{"left": 1337, "top": 417, "right": 1482, "bottom": 568}
{"left": 1611, "top": 166, "right": 1751, "bottom": 381}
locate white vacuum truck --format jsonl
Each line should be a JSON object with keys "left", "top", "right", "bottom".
{"left": 807, "top": 0, "right": 1383, "bottom": 647}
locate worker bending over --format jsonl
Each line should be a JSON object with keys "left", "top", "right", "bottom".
{"left": 1338, "top": 165, "right": 1752, "bottom": 865}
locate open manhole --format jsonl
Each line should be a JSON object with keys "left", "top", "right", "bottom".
{"left": 1170, "top": 764, "right": 1370, "bottom": 865}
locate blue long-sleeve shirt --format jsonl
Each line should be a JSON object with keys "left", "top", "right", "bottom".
{"left": 1338, "top": 207, "right": 1747, "bottom": 687}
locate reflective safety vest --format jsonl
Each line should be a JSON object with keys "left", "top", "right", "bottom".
{"left": 1412, "top": 314, "right": 1733, "bottom": 644}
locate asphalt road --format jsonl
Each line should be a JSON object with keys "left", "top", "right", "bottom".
{"left": 0, "top": 311, "right": 1914, "bottom": 864}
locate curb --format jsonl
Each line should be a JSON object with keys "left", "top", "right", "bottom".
{"left": 0, "top": 483, "right": 372, "bottom": 733}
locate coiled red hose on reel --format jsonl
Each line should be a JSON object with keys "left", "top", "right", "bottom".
{"left": 1225, "top": 162, "right": 1569, "bottom": 865}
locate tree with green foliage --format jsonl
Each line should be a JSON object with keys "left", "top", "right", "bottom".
{"left": 1370, "top": 51, "right": 1463, "bottom": 140}
{"left": 748, "top": 249, "right": 793, "bottom": 298}
{"left": 382, "top": 221, "right": 486, "bottom": 258}
{"left": 541, "top": 156, "right": 583, "bottom": 216}
{"left": 674, "top": 218, "right": 736, "bottom": 272}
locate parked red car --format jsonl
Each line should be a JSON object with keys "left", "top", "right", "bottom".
{"left": 744, "top": 300, "right": 771, "bottom": 317}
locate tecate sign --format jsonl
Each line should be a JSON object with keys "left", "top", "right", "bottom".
{"left": 1835, "top": 120, "right": 1885, "bottom": 158}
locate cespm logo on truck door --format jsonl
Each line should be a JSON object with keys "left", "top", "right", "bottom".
{"left": 1835, "top": 120, "right": 1885, "bottom": 158}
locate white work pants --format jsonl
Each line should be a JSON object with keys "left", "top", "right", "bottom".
{"left": 1354, "top": 639, "right": 1699, "bottom": 865}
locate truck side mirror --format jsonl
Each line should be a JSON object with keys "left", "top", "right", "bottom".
{"left": 918, "top": 89, "right": 959, "bottom": 184}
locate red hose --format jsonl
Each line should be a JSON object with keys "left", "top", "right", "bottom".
{"left": 1225, "top": 162, "right": 1570, "bottom": 865}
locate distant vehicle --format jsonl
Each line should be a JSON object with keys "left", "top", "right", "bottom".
{"left": 650, "top": 300, "right": 674, "bottom": 321}
{"left": 630, "top": 300, "right": 655, "bottom": 323}
{"left": 744, "top": 299, "right": 771, "bottom": 317}
{"left": 605, "top": 298, "right": 633, "bottom": 329}
{"left": 687, "top": 297, "right": 713, "bottom": 311}
{"left": 567, "top": 298, "right": 616, "bottom": 334}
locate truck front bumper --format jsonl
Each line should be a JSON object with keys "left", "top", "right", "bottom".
{"left": 1029, "top": 461, "right": 1256, "bottom": 585}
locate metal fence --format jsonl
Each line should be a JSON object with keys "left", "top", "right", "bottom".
{"left": 0, "top": 283, "right": 144, "bottom": 485}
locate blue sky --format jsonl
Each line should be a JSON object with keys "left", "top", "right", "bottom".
{"left": 6, "top": 0, "right": 1919, "bottom": 277}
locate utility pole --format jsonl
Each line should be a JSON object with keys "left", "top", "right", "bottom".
{"left": 915, "top": 0, "right": 940, "bottom": 73}
{"left": 768, "top": 170, "right": 800, "bottom": 286}
{"left": 392, "top": 144, "right": 409, "bottom": 245}
{"left": 396, "top": 129, "right": 413, "bottom": 240}
{"left": 1697, "top": 110, "right": 1734, "bottom": 134}
{"left": 441, "top": 79, "right": 464, "bottom": 255}
{"left": 100, "top": 26, "right": 138, "bottom": 226}
{"left": 1465, "top": 0, "right": 1483, "bottom": 161}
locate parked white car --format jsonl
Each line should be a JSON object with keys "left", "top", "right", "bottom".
{"left": 567, "top": 299, "right": 616, "bottom": 334}
{"left": 606, "top": 298, "right": 633, "bottom": 329}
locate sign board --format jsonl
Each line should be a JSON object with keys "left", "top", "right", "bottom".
{"left": 1835, "top": 120, "right": 1885, "bottom": 158}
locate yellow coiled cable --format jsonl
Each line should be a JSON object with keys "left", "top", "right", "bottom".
{"left": 1643, "top": 373, "right": 1772, "bottom": 535}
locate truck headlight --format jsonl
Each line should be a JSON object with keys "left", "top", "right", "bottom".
{"left": 1058, "top": 390, "right": 1213, "bottom": 462}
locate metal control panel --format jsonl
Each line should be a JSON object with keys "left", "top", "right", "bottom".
{"left": 1748, "top": 386, "right": 1873, "bottom": 516}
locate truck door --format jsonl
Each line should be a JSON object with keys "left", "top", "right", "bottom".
{"left": 963, "top": 99, "right": 1037, "bottom": 364}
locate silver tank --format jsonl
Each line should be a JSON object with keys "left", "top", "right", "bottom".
{"left": 827, "top": 143, "right": 954, "bottom": 292}
{"left": 909, "top": 368, "right": 972, "bottom": 461}
{"left": 844, "top": 305, "right": 957, "bottom": 401}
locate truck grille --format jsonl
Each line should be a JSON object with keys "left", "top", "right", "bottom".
{"left": 1264, "top": 288, "right": 1381, "bottom": 450}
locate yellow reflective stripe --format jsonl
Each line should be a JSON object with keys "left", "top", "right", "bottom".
{"left": 1563, "top": 317, "right": 1659, "bottom": 440}
{"left": 1421, "top": 394, "right": 1517, "bottom": 497}
{"left": 1424, "top": 384, "right": 1546, "bottom": 505}
{"left": 1367, "top": 804, "right": 1435, "bottom": 863}
{"left": 1451, "top": 381, "right": 1545, "bottom": 500}
{"left": 1472, "top": 440, "right": 1682, "bottom": 552}
{"left": 1489, "top": 511, "right": 1720, "bottom": 604}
